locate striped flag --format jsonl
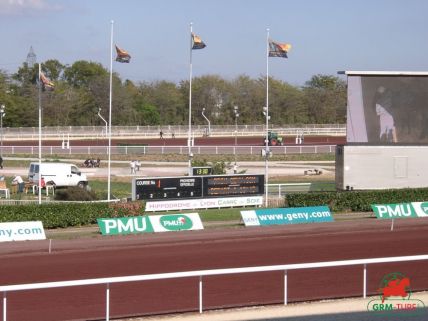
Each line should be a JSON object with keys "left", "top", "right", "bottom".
{"left": 192, "top": 33, "right": 206, "bottom": 50}
{"left": 115, "top": 45, "right": 131, "bottom": 63}
{"left": 269, "top": 40, "right": 291, "bottom": 58}
{"left": 40, "top": 72, "right": 54, "bottom": 91}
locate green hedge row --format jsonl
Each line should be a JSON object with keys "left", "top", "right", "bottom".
{"left": 0, "top": 202, "right": 145, "bottom": 229}
{"left": 285, "top": 188, "right": 428, "bottom": 212}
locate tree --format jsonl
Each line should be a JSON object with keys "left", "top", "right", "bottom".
{"left": 303, "top": 74, "right": 347, "bottom": 123}
{"left": 64, "top": 61, "right": 108, "bottom": 87}
{"left": 142, "top": 81, "right": 185, "bottom": 125}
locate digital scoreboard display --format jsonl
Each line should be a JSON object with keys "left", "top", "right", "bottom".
{"left": 192, "top": 166, "right": 213, "bottom": 176}
{"left": 134, "top": 177, "right": 202, "bottom": 200}
{"left": 133, "top": 174, "right": 264, "bottom": 201}
{"left": 203, "top": 175, "right": 264, "bottom": 197}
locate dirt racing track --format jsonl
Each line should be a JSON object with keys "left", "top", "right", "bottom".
{"left": 1, "top": 217, "right": 428, "bottom": 321}
{"left": 2, "top": 135, "right": 346, "bottom": 147}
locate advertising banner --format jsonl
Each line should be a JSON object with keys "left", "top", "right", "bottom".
{"left": 149, "top": 213, "right": 204, "bottom": 232}
{"left": 241, "top": 206, "right": 333, "bottom": 226}
{"left": 97, "top": 213, "right": 204, "bottom": 235}
{"left": 372, "top": 202, "right": 428, "bottom": 219}
{"left": 145, "top": 196, "right": 263, "bottom": 212}
{"left": 0, "top": 221, "right": 46, "bottom": 242}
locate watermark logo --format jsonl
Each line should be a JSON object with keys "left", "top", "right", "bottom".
{"left": 421, "top": 202, "right": 428, "bottom": 215}
{"left": 160, "top": 215, "right": 193, "bottom": 231}
{"left": 367, "top": 272, "right": 425, "bottom": 316}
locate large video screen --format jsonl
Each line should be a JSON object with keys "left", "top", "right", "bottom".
{"left": 347, "top": 75, "right": 428, "bottom": 143}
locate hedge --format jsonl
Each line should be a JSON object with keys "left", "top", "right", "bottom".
{"left": 0, "top": 202, "right": 145, "bottom": 229}
{"left": 285, "top": 188, "right": 428, "bottom": 212}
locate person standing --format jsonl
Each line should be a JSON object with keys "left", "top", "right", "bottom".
{"left": 0, "top": 156, "right": 3, "bottom": 169}
{"left": 375, "top": 86, "right": 397, "bottom": 143}
{"left": 130, "top": 160, "right": 136, "bottom": 174}
{"left": 12, "top": 175, "right": 24, "bottom": 193}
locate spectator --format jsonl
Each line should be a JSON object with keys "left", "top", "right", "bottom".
{"left": 160, "top": 130, "right": 164, "bottom": 139}
{"left": 130, "top": 160, "right": 136, "bottom": 174}
{"left": 40, "top": 177, "right": 46, "bottom": 188}
{"left": 0, "top": 156, "right": 3, "bottom": 169}
{"left": 12, "top": 175, "right": 24, "bottom": 193}
{"left": 135, "top": 160, "right": 141, "bottom": 171}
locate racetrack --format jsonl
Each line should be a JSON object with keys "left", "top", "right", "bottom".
{"left": 1, "top": 217, "right": 428, "bottom": 321}
{"left": 1, "top": 135, "right": 345, "bottom": 147}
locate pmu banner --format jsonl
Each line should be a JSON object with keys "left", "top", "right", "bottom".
{"left": 241, "top": 206, "right": 333, "bottom": 226}
{"left": 97, "top": 213, "right": 203, "bottom": 235}
{"left": 372, "top": 202, "right": 428, "bottom": 219}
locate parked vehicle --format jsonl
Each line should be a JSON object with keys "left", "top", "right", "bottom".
{"left": 28, "top": 162, "right": 88, "bottom": 188}
{"left": 267, "top": 131, "right": 283, "bottom": 146}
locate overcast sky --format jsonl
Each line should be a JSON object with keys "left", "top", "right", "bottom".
{"left": 1, "top": 0, "right": 427, "bottom": 86}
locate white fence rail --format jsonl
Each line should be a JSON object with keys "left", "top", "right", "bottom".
{"left": 0, "top": 144, "right": 337, "bottom": 156}
{"left": 1, "top": 124, "right": 346, "bottom": 140}
{"left": 1, "top": 254, "right": 427, "bottom": 321}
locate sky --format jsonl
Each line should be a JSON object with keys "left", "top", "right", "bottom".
{"left": 1, "top": 0, "right": 428, "bottom": 86}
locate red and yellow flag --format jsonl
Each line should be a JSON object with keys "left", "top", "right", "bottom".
{"left": 115, "top": 45, "right": 131, "bottom": 63}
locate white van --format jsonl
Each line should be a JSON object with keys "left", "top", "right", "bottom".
{"left": 28, "top": 162, "right": 88, "bottom": 188}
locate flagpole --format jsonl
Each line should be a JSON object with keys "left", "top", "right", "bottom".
{"left": 265, "top": 28, "right": 270, "bottom": 208}
{"left": 38, "top": 63, "right": 42, "bottom": 205}
{"left": 188, "top": 22, "right": 193, "bottom": 173}
{"left": 108, "top": 20, "right": 114, "bottom": 202}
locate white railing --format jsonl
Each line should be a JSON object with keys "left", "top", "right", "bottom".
{"left": 1, "top": 124, "right": 346, "bottom": 140}
{"left": 1, "top": 254, "right": 427, "bottom": 321}
{"left": 0, "top": 144, "right": 337, "bottom": 156}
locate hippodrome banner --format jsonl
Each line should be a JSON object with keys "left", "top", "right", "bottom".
{"left": 97, "top": 213, "right": 203, "bottom": 235}
{"left": 241, "top": 206, "right": 333, "bottom": 226}
{"left": 0, "top": 221, "right": 46, "bottom": 242}
{"left": 145, "top": 196, "right": 263, "bottom": 212}
{"left": 372, "top": 202, "right": 428, "bottom": 219}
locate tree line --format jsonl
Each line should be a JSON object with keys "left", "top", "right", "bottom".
{"left": 0, "top": 60, "right": 347, "bottom": 127}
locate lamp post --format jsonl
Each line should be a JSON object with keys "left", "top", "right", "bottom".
{"left": 201, "top": 108, "right": 210, "bottom": 137}
{"left": 233, "top": 106, "right": 239, "bottom": 167}
{"left": 97, "top": 108, "right": 108, "bottom": 137}
{"left": 0, "top": 104, "right": 5, "bottom": 158}
{"left": 263, "top": 106, "right": 270, "bottom": 207}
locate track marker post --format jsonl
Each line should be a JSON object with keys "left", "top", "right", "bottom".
{"left": 284, "top": 270, "right": 288, "bottom": 305}
{"left": 363, "top": 264, "right": 367, "bottom": 298}
{"left": 106, "top": 283, "right": 110, "bottom": 321}
{"left": 3, "top": 291, "right": 6, "bottom": 321}
{"left": 199, "top": 276, "right": 203, "bottom": 313}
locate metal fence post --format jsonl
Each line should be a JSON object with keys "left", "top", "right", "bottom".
{"left": 199, "top": 276, "right": 203, "bottom": 313}
{"left": 284, "top": 270, "right": 288, "bottom": 305}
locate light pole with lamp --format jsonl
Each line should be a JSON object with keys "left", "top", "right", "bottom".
{"left": 263, "top": 106, "right": 271, "bottom": 207}
{"left": 201, "top": 107, "right": 210, "bottom": 137}
{"left": 0, "top": 104, "right": 5, "bottom": 158}
{"left": 233, "top": 106, "right": 239, "bottom": 171}
{"left": 97, "top": 107, "right": 109, "bottom": 197}
{"left": 97, "top": 108, "right": 108, "bottom": 137}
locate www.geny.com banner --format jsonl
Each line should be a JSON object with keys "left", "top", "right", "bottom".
{"left": 241, "top": 206, "right": 333, "bottom": 226}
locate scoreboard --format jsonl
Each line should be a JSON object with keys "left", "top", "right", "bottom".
{"left": 134, "top": 177, "right": 202, "bottom": 200}
{"left": 133, "top": 174, "right": 264, "bottom": 201}
{"left": 203, "top": 175, "right": 264, "bottom": 197}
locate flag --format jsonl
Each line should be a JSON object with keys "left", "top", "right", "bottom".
{"left": 115, "top": 45, "right": 131, "bottom": 63}
{"left": 269, "top": 39, "right": 291, "bottom": 58}
{"left": 192, "top": 33, "right": 206, "bottom": 50}
{"left": 40, "top": 72, "right": 54, "bottom": 91}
